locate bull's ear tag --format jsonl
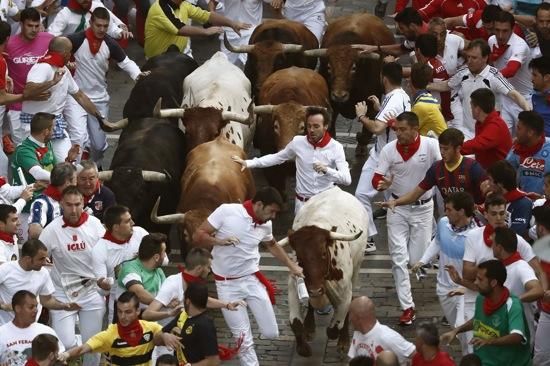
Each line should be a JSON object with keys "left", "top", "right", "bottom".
{"left": 331, "top": 226, "right": 338, "bottom": 232}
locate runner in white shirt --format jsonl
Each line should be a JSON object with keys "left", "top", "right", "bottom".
{"left": 92, "top": 205, "right": 148, "bottom": 322}
{"left": 38, "top": 186, "right": 105, "bottom": 366}
{"left": 276, "top": 0, "right": 326, "bottom": 42}
{"left": 0, "top": 204, "right": 19, "bottom": 263}
{"left": 142, "top": 247, "right": 243, "bottom": 322}
{"left": 487, "top": 12, "right": 533, "bottom": 133}
{"left": 0, "top": 239, "right": 78, "bottom": 325}
{"left": 428, "top": 18, "right": 465, "bottom": 77}
{"left": 233, "top": 107, "right": 350, "bottom": 215}
{"left": 492, "top": 226, "right": 543, "bottom": 347}
{"left": 66, "top": 8, "right": 143, "bottom": 165}
{"left": 355, "top": 62, "right": 411, "bottom": 250}
{"left": 411, "top": 192, "right": 479, "bottom": 355}
{"left": 373, "top": 111, "right": 441, "bottom": 325}
{"left": 347, "top": 296, "right": 415, "bottom": 366}
{"left": 0, "top": 291, "right": 64, "bottom": 366}
{"left": 193, "top": 187, "right": 303, "bottom": 366}
{"left": 428, "top": 39, "right": 530, "bottom": 139}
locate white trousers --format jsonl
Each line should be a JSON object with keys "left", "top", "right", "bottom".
{"left": 439, "top": 294, "right": 472, "bottom": 354}
{"left": 0, "top": 107, "right": 9, "bottom": 177}
{"left": 354, "top": 151, "right": 380, "bottom": 238}
{"left": 51, "top": 135, "right": 72, "bottom": 163}
{"left": 8, "top": 110, "right": 26, "bottom": 146}
{"left": 387, "top": 200, "right": 433, "bottom": 310}
{"left": 283, "top": 8, "right": 326, "bottom": 42}
{"left": 50, "top": 306, "right": 105, "bottom": 366}
{"left": 535, "top": 311, "right": 550, "bottom": 366}
{"left": 216, "top": 274, "right": 279, "bottom": 366}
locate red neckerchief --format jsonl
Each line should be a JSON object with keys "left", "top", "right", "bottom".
{"left": 35, "top": 146, "right": 49, "bottom": 160}
{"left": 396, "top": 134, "right": 420, "bottom": 162}
{"left": 62, "top": 212, "right": 89, "bottom": 228}
{"left": 504, "top": 188, "right": 527, "bottom": 203}
{"left": 513, "top": 135, "right": 546, "bottom": 162}
{"left": 491, "top": 43, "right": 510, "bottom": 62}
{"left": 43, "top": 185, "right": 63, "bottom": 202}
{"left": 218, "top": 333, "right": 245, "bottom": 361}
{"left": 83, "top": 180, "right": 100, "bottom": 204}
{"left": 483, "top": 225, "right": 495, "bottom": 247}
{"left": 178, "top": 264, "right": 207, "bottom": 284}
{"left": 307, "top": 131, "right": 332, "bottom": 149}
{"left": 67, "top": 0, "right": 91, "bottom": 13}
{"left": 38, "top": 51, "right": 65, "bottom": 68}
{"left": 117, "top": 319, "right": 143, "bottom": 347}
{"left": 24, "top": 359, "right": 41, "bottom": 366}
{"left": 0, "top": 176, "right": 6, "bottom": 187}
{"left": 85, "top": 27, "right": 103, "bottom": 55}
{"left": 254, "top": 271, "right": 278, "bottom": 304}
{"left": 483, "top": 287, "right": 510, "bottom": 316}
{"left": 0, "top": 231, "right": 14, "bottom": 244}
{"left": 103, "top": 231, "right": 128, "bottom": 245}
{"left": 540, "top": 260, "right": 550, "bottom": 313}
{"left": 501, "top": 251, "right": 522, "bottom": 266}
{"left": 243, "top": 200, "right": 265, "bottom": 226}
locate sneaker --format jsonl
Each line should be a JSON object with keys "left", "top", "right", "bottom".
{"left": 2, "top": 135, "right": 15, "bottom": 155}
{"left": 373, "top": 207, "right": 387, "bottom": 220}
{"left": 441, "top": 316, "right": 450, "bottom": 327}
{"left": 364, "top": 238, "right": 377, "bottom": 255}
{"left": 316, "top": 304, "right": 333, "bottom": 315}
{"left": 399, "top": 307, "right": 416, "bottom": 326}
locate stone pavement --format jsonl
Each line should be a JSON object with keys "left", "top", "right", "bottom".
{"left": 102, "top": 0, "right": 465, "bottom": 364}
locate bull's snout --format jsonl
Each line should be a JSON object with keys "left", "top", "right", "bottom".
{"left": 331, "top": 90, "right": 349, "bottom": 103}
{"left": 308, "top": 287, "right": 324, "bottom": 297}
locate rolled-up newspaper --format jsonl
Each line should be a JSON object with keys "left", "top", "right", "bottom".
{"left": 17, "top": 167, "right": 27, "bottom": 187}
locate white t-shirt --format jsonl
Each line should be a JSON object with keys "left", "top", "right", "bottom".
{"left": 209, "top": 203, "right": 273, "bottom": 277}
{"left": 0, "top": 236, "right": 18, "bottom": 263}
{"left": 488, "top": 33, "right": 533, "bottom": 97}
{"left": 38, "top": 215, "right": 106, "bottom": 309}
{"left": 0, "top": 261, "right": 54, "bottom": 325}
{"left": 0, "top": 321, "right": 64, "bottom": 366}
{"left": 348, "top": 321, "right": 415, "bottom": 366}
{"left": 375, "top": 136, "right": 441, "bottom": 199}
{"left": 155, "top": 274, "right": 184, "bottom": 307}
{"left": 22, "top": 63, "right": 79, "bottom": 116}
{"left": 374, "top": 88, "right": 411, "bottom": 153}
{"left": 440, "top": 32, "right": 465, "bottom": 76}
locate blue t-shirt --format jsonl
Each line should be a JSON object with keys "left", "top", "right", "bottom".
{"left": 532, "top": 92, "right": 550, "bottom": 137}
{"left": 507, "top": 138, "right": 550, "bottom": 195}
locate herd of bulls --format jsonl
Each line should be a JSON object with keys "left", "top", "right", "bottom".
{"left": 94, "top": 12, "right": 397, "bottom": 355}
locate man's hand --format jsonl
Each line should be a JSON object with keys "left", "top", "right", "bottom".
{"left": 231, "top": 155, "right": 247, "bottom": 172}
{"left": 97, "top": 277, "right": 112, "bottom": 291}
{"left": 169, "top": 304, "right": 185, "bottom": 316}
{"left": 445, "top": 265, "right": 462, "bottom": 285}
{"left": 313, "top": 162, "right": 328, "bottom": 174}
{"left": 526, "top": 31, "right": 539, "bottom": 48}
{"left": 271, "top": 0, "right": 283, "bottom": 9}
{"left": 162, "top": 332, "right": 183, "bottom": 350}
{"left": 230, "top": 21, "right": 252, "bottom": 36}
{"left": 226, "top": 300, "right": 247, "bottom": 310}
{"left": 543, "top": 289, "right": 550, "bottom": 302}
{"left": 376, "top": 175, "right": 393, "bottom": 191}
{"left": 367, "top": 95, "right": 381, "bottom": 112}
{"left": 20, "top": 186, "right": 34, "bottom": 202}
{"left": 65, "top": 302, "right": 81, "bottom": 311}
{"left": 6, "top": 76, "right": 13, "bottom": 93}
{"left": 440, "top": 329, "right": 458, "bottom": 346}
{"left": 66, "top": 144, "right": 80, "bottom": 163}
{"left": 22, "top": 88, "right": 50, "bottom": 102}
{"left": 470, "top": 337, "right": 491, "bottom": 347}
{"left": 355, "top": 101, "right": 368, "bottom": 119}
{"left": 218, "top": 237, "right": 240, "bottom": 246}
{"left": 118, "top": 25, "right": 134, "bottom": 39}
{"left": 58, "top": 351, "right": 70, "bottom": 362}
{"left": 351, "top": 44, "right": 378, "bottom": 54}
{"left": 136, "top": 71, "right": 151, "bottom": 81}
{"left": 34, "top": 180, "right": 49, "bottom": 190}
{"left": 411, "top": 261, "right": 425, "bottom": 273}
{"left": 289, "top": 262, "right": 303, "bottom": 277}
{"left": 375, "top": 199, "right": 396, "bottom": 212}
{"left": 383, "top": 55, "right": 397, "bottom": 63}
{"left": 448, "top": 288, "right": 465, "bottom": 297}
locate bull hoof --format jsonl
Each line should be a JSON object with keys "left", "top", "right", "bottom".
{"left": 296, "top": 342, "right": 312, "bottom": 357}
{"left": 326, "top": 325, "right": 339, "bottom": 340}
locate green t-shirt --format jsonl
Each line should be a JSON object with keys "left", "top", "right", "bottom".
{"left": 118, "top": 258, "right": 166, "bottom": 296}
{"left": 11, "top": 137, "right": 56, "bottom": 212}
{"left": 473, "top": 293, "right": 532, "bottom": 366}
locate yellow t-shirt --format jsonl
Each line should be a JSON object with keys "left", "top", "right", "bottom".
{"left": 86, "top": 320, "right": 162, "bottom": 366}
{"left": 411, "top": 91, "right": 447, "bottom": 137}
{"left": 144, "top": 0, "right": 211, "bottom": 59}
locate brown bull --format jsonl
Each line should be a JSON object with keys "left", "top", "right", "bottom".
{"left": 304, "top": 13, "right": 395, "bottom": 143}
{"left": 224, "top": 20, "right": 318, "bottom": 99}
{"left": 253, "top": 66, "right": 330, "bottom": 197}
{"left": 151, "top": 136, "right": 255, "bottom": 255}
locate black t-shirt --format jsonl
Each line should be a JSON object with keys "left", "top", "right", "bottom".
{"left": 163, "top": 311, "right": 218, "bottom": 363}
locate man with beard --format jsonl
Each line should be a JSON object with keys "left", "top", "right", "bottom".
{"left": 529, "top": 56, "right": 550, "bottom": 136}
{"left": 441, "top": 260, "right": 532, "bottom": 366}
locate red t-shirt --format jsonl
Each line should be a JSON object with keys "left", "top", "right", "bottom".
{"left": 412, "top": 351, "right": 455, "bottom": 366}
{"left": 0, "top": 55, "right": 6, "bottom": 91}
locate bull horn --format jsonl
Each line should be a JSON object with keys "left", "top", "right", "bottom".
{"left": 223, "top": 32, "right": 255, "bottom": 53}
{"left": 150, "top": 197, "right": 186, "bottom": 224}
{"left": 221, "top": 111, "right": 252, "bottom": 125}
{"left": 303, "top": 48, "right": 328, "bottom": 57}
{"left": 329, "top": 230, "right": 363, "bottom": 241}
{"left": 98, "top": 170, "right": 113, "bottom": 181}
{"left": 355, "top": 48, "right": 381, "bottom": 59}
{"left": 154, "top": 97, "right": 186, "bottom": 118}
{"left": 103, "top": 118, "right": 128, "bottom": 131}
{"left": 253, "top": 105, "right": 275, "bottom": 115}
{"left": 142, "top": 171, "right": 168, "bottom": 182}
{"left": 282, "top": 44, "right": 304, "bottom": 53}
{"left": 277, "top": 237, "right": 289, "bottom": 247}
